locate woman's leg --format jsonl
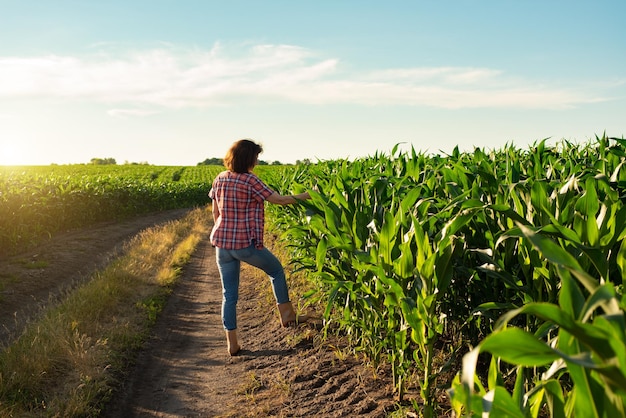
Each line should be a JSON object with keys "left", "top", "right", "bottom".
{"left": 216, "top": 247, "right": 241, "bottom": 331}
{"left": 233, "top": 245, "right": 290, "bottom": 304}
{"left": 232, "top": 244, "right": 306, "bottom": 328}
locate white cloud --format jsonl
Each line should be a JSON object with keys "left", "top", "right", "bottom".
{"left": 366, "top": 67, "right": 503, "bottom": 84}
{"left": 107, "top": 108, "right": 161, "bottom": 118}
{"left": 0, "top": 43, "right": 609, "bottom": 111}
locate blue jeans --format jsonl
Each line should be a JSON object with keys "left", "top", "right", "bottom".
{"left": 216, "top": 244, "right": 291, "bottom": 331}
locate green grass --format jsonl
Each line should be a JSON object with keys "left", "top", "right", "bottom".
{"left": 0, "top": 164, "right": 223, "bottom": 256}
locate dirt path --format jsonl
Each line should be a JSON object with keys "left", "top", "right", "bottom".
{"left": 103, "top": 233, "right": 396, "bottom": 417}
{"left": 0, "top": 210, "right": 398, "bottom": 417}
{"left": 102, "top": 238, "right": 233, "bottom": 417}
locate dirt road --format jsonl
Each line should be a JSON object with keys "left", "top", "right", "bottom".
{"left": 102, "top": 231, "right": 396, "bottom": 417}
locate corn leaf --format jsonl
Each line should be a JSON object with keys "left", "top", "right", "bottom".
{"left": 480, "top": 328, "right": 560, "bottom": 366}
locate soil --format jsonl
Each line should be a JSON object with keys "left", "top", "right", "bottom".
{"left": 0, "top": 209, "right": 400, "bottom": 417}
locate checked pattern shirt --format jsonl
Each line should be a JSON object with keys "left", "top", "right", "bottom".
{"left": 209, "top": 171, "right": 274, "bottom": 249}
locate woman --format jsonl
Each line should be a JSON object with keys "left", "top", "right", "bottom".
{"left": 209, "top": 139, "right": 311, "bottom": 356}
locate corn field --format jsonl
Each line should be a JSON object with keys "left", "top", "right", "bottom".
{"left": 266, "top": 135, "right": 626, "bottom": 417}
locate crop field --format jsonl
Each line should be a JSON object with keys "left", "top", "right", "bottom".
{"left": 2, "top": 135, "right": 626, "bottom": 417}
{"left": 265, "top": 135, "right": 626, "bottom": 417}
{"left": 0, "top": 164, "right": 224, "bottom": 255}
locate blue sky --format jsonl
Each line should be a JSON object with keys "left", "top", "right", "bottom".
{"left": 0, "top": 0, "right": 624, "bottom": 165}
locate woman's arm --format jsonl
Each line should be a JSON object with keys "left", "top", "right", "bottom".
{"left": 266, "top": 191, "right": 311, "bottom": 206}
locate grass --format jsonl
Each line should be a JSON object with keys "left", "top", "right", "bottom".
{"left": 18, "top": 259, "right": 49, "bottom": 269}
{"left": 236, "top": 372, "right": 265, "bottom": 400}
{"left": 0, "top": 206, "right": 211, "bottom": 417}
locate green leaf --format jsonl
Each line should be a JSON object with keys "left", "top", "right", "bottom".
{"left": 440, "top": 210, "right": 475, "bottom": 239}
{"left": 539, "top": 223, "right": 581, "bottom": 244}
{"left": 558, "top": 268, "right": 585, "bottom": 319}
{"left": 482, "top": 387, "right": 526, "bottom": 418}
{"left": 379, "top": 210, "right": 396, "bottom": 265}
{"left": 587, "top": 211, "right": 600, "bottom": 247}
{"left": 512, "top": 365, "right": 525, "bottom": 412}
{"left": 580, "top": 283, "right": 620, "bottom": 321}
{"left": 567, "top": 362, "right": 600, "bottom": 418}
{"left": 323, "top": 201, "right": 341, "bottom": 234}
{"left": 400, "top": 187, "right": 422, "bottom": 213}
{"left": 460, "top": 198, "right": 486, "bottom": 209}
{"left": 497, "top": 301, "right": 616, "bottom": 360}
{"left": 578, "top": 247, "right": 608, "bottom": 282}
{"left": 526, "top": 379, "right": 566, "bottom": 418}
{"left": 489, "top": 203, "right": 532, "bottom": 226}
{"left": 315, "top": 237, "right": 328, "bottom": 272}
{"left": 480, "top": 328, "right": 559, "bottom": 367}
{"left": 575, "top": 177, "right": 599, "bottom": 218}
{"left": 517, "top": 223, "right": 598, "bottom": 294}
{"left": 434, "top": 239, "right": 455, "bottom": 293}
{"left": 462, "top": 347, "right": 481, "bottom": 393}
{"left": 517, "top": 223, "right": 580, "bottom": 270}
{"left": 394, "top": 239, "right": 415, "bottom": 279}
{"left": 617, "top": 239, "right": 626, "bottom": 277}
{"left": 487, "top": 355, "right": 500, "bottom": 391}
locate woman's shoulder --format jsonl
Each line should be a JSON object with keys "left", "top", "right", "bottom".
{"left": 215, "top": 171, "right": 259, "bottom": 182}
{"left": 216, "top": 170, "right": 246, "bottom": 178}
{"left": 234, "top": 171, "right": 260, "bottom": 180}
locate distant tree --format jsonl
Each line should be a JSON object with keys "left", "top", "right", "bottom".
{"left": 198, "top": 158, "right": 224, "bottom": 166}
{"left": 296, "top": 158, "right": 312, "bottom": 165}
{"left": 197, "top": 157, "right": 287, "bottom": 166}
{"left": 124, "top": 161, "right": 150, "bottom": 165}
{"left": 90, "top": 157, "right": 117, "bottom": 165}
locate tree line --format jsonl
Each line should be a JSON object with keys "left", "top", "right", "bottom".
{"left": 89, "top": 157, "right": 313, "bottom": 166}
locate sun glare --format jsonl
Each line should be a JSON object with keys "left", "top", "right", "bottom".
{"left": 0, "top": 142, "right": 27, "bottom": 166}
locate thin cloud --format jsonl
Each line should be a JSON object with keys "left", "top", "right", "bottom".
{"left": 107, "top": 109, "right": 162, "bottom": 118}
{"left": 0, "top": 43, "right": 608, "bottom": 111}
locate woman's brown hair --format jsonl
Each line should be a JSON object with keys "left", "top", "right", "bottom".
{"left": 224, "top": 139, "right": 263, "bottom": 173}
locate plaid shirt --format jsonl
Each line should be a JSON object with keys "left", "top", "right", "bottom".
{"left": 208, "top": 171, "right": 274, "bottom": 249}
